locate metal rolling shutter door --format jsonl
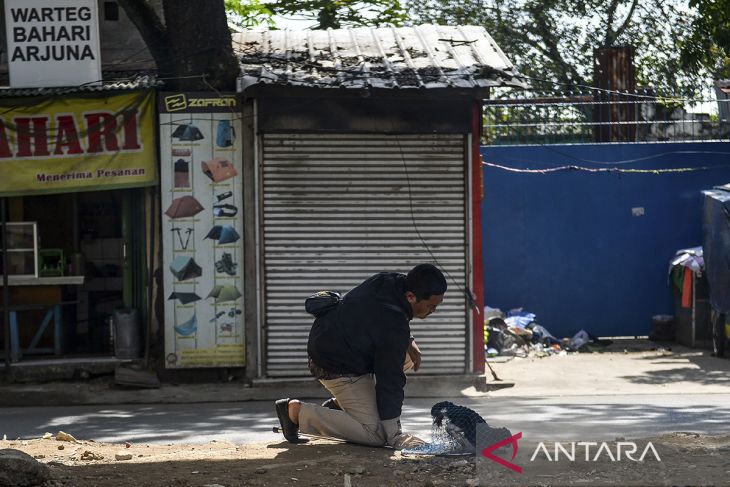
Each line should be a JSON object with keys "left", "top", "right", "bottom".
{"left": 262, "top": 133, "right": 469, "bottom": 377}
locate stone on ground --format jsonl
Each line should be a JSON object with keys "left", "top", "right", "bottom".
{"left": 0, "top": 449, "right": 52, "bottom": 487}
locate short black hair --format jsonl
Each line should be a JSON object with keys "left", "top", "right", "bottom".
{"left": 405, "top": 263, "right": 447, "bottom": 300}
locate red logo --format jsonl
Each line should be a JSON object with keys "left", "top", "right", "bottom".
{"left": 481, "top": 432, "right": 523, "bottom": 473}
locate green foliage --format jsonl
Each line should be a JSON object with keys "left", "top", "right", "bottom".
{"left": 409, "top": 0, "right": 709, "bottom": 96}
{"left": 655, "top": 95, "right": 684, "bottom": 112}
{"left": 225, "top": 0, "right": 275, "bottom": 28}
{"left": 679, "top": 0, "right": 730, "bottom": 79}
{"left": 268, "top": 0, "right": 407, "bottom": 29}
{"left": 226, "top": 0, "right": 407, "bottom": 29}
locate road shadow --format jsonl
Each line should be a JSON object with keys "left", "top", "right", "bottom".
{"left": 618, "top": 349, "right": 730, "bottom": 386}
{"left": 455, "top": 398, "right": 730, "bottom": 442}
{"left": 0, "top": 400, "right": 323, "bottom": 444}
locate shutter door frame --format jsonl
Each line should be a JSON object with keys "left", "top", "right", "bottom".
{"left": 259, "top": 133, "right": 472, "bottom": 377}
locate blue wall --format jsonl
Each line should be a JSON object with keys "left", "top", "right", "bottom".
{"left": 481, "top": 142, "right": 730, "bottom": 338}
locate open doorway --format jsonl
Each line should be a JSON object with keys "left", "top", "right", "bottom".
{"left": 0, "top": 188, "right": 147, "bottom": 360}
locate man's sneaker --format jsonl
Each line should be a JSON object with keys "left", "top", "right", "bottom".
{"left": 321, "top": 398, "right": 341, "bottom": 410}
{"left": 275, "top": 398, "right": 303, "bottom": 443}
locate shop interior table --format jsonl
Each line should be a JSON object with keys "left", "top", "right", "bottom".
{"left": 1, "top": 276, "right": 84, "bottom": 362}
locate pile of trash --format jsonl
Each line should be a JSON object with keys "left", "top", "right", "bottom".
{"left": 484, "top": 307, "right": 610, "bottom": 358}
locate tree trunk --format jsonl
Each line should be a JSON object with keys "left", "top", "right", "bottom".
{"left": 118, "top": 0, "right": 239, "bottom": 91}
{"left": 117, "top": 0, "right": 172, "bottom": 78}
{"left": 162, "top": 0, "right": 239, "bottom": 91}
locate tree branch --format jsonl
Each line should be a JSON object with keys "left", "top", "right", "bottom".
{"left": 117, "top": 0, "right": 172, "bottom": 76}
{"left": 611, "top": 0, "right": 640, "bottom": 42}
{"left": 603, "top": 0, "right": 620, "bottom": 45}
{"left": 530, "top": 8, "right": 587, "bottom": 86}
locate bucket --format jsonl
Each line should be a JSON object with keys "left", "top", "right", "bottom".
{"left": 650, "top": 314, "right": 675, "bottom": 341}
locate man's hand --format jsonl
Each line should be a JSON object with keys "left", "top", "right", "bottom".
{"left": 407, "top": 338, "right": 422, "bottom": 372}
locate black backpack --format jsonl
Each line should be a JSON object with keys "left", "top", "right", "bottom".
{"left": 304, "top": 291, "right": 341, "bottom": 317}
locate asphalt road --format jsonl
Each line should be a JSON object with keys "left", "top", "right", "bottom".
{"left": 2, "top": 394, "right": 730, "bottom": 445}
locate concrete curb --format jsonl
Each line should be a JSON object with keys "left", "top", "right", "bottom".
{"left": 0, "top": 373, "right": 490, "bottom": 408}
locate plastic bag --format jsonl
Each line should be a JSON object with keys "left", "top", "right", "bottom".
{"left": 568, "top": 329, "right": 590, "bottom": 350}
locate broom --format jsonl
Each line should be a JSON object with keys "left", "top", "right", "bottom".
{"left": 485, "top": 357, "right": 502, "bottom": 382}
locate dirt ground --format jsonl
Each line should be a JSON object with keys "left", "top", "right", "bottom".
{"left": 3, "top": 431, "right": 730, "bottom": 487}
{"left": 2, "top": 433, "right": 474, "bottom": 487}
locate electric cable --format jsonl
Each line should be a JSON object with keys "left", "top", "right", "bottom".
{"left": 482, "top": 84, "right": 728, "bottom": 167}
{"left": 485, "top": 149, "right": 730, "bottom": 167}
{"left": 3, "top": 32, "right": 722, "bottom": 170}
{"left": 481, "top": 95, "right": 730, "bottom": 169}
{"left": 392, "top": 132, "right": 481, "bottom": 315}
{"left": 519, "top": 74, "right": 705, "bottom": 102}
{"left": 481, "top": 160, "right": 730, "bottom": 174}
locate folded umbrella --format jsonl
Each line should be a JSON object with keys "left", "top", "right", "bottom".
{"left": 165, "top": 195, "right": 204, "bottom": 219}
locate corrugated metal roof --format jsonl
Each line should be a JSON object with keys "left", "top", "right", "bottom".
{"left": 233, "top": 25, "right": 526, "bottom": 91}
{"left": 0, "top": 73, "right": 160, "bottom": 98}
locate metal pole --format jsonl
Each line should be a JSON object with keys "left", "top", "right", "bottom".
{"left": 145, "top": 187, "right": 155, "bottom": 369}
{"left": 2, "top": 197, "right": 10, "bottom": 371}
{"left": 72, "top": 193, "right": 79, "bottom": 252}
{"left": 691, "top": 274, "right": 697, "bottom": 348}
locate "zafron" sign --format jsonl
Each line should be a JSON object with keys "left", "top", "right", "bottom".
{"left": 4, "top": 0, "right": 102, "bottom": 88}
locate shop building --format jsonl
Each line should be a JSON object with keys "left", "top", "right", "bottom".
{"left": 1, "top": 17, "right": 523, "bottom": 382}
{"left": 0, "top": 84, "right": 158, "bottom": 371}
{"left": 0, "top": 0, "right": 162, "bottom": 376}
{"left": 231, "top": 25, "right": 524, "bottom": 379}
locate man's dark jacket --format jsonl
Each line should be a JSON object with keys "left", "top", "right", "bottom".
{"left": 307, "top": 272, "right": 412, "bottom": 420}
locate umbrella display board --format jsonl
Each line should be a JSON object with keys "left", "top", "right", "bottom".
{"left": 159, "top": 92, "right": 245, "bottom": 368}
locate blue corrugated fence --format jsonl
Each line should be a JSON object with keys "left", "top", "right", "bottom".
{"left": 481, "top": 142, "right": 730, "bottom": 338}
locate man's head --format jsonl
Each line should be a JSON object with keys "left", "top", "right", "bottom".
{"left": 405, "top": 263, "right": 447, "bottom": 319}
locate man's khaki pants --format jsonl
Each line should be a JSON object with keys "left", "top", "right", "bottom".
{"left": 298, "top": 354, "right": 414, "bottom": 447}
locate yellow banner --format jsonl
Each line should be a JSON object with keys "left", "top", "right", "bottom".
{"left": 0, "top": 90, "right": 157, "bottom": 196}
{"left": 178, "top": 345, "right": 246, "bottom": 367}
